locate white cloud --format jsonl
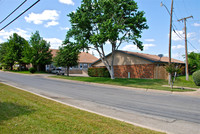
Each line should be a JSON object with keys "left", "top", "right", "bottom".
{"left": 143, "top": 44, "right": 156, "bottom": 50}
{"left": 25, "top": 10, "right": 59, "bottom": 27}
{"left": 60, "top": 27, "right": 70, "bottom": 30}
{"left": 0, "top": 28, "right": 30, "bottom": 41}
{"left": 106, "top": 40, "right": 120, "bottom": 44}
{"left": 44, "top": 38, "right": 63, "bottom": 49}
{"left": 122, "top": 44, "right": 155, "bottom": 51}
{"left": 172, "top": 45, "right": 184, "bottom": 50}
{"left": 45, "top": 21, "right": 59, "bottom": 27}
{"left": 122, "top": 44, "right": 138, "bottom": 51}
{"left": 193, "top": 23, "right": 200, "bottom": 27}
{"left": 144, "top": 39, "right": 155, "bottom": 42}
{"left": 188, "top": 49, "right": 200, "bottom": 53}
{"left": 0, "top": 38, "right": 4, "bottom": 43}
{"left": 59, "top": 0, "right": 74, "bottom": 5}
{"left": 172, "top": 53, "right": 184, "bottom": 61}
{"left": 172, "top": 30, "right": 194, "bottom": 41}
{"left": 88, "top": 49, "right": 99, "bottom": 58}
{"left": 198, "top": 40, "right": 200, "bottom": 43}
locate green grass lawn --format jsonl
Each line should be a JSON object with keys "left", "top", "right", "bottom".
{"left": 50, "top": 75, "right": 198, "bottom": 92}
{"left": 4, "top": 70, "right": 47, "bottom": 74}
{"left": 174, "top": 75, "right": 198, "bottom": 88}
{"left": 0, "top": 83, "right": 164, "bottom": 134}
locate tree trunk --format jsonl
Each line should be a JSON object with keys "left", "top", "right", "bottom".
{"left": 110, "top": 66, "right": 115, "bottom": 79}
{"left": 10, "top": 63, "right": 13, "bottom": 70}
{"left": 110, "top": 44, "right": 116, "bottom": 79}
{"left": 170, "top": 76, "right": 173, "bottom": 89}
{"left": 67, "top": 66, "right": 69, "bottom": 76}
{"left": 37, "top": 65, "right": 40, "bottom": 72}
{"left": 19, "top": 64, "right": 22, "bottom": 71}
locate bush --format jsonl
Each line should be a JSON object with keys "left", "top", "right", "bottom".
{"left": 192, "top": 70, "right": 200, "bottom": 86}
{"left": 29, "top": 67, "right": 36, "bottom": 74}
{"left": 88, "top": 67, "right": 110, "bottom": 77}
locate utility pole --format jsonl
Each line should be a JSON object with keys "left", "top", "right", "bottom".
{"left": 168, "top": 0, "right": 174, "bottom": 84}
{"left": 178, "top": 16, "right": 193, "bottom": 81}
{"left": 161, "top": 0, "right": 173, "bottom": 84}
{"left": 169, "top": 0, "right": 173, "bottom": 66}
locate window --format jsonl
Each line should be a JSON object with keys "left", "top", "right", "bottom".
{"left": 80, "top": 64, "right": 83, "bottom": 69}
{"left": 73, "top": 65, "right": 78, "bottom": 69}
{"left": 83, "top": 64, "right": 88, "bottom": 68}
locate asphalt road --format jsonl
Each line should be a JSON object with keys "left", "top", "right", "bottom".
{"left": 0, "top": 71, "right": 200, "bottom": 133}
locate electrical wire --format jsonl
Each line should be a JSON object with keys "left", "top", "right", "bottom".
{"left": 182, "top": 0, "right": 192, "bottom": 16}
{"left": 0, "top": 0, "right": 40, "bottom": 31}
{"left": 0, "top": 0, "right": 27, "bottom": 24}
{"left": 172, "top": 27, "right": 200, "bottom": 53}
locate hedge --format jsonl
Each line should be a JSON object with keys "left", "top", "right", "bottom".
{"left": 88, "top": 67, "right": 110, "bottom": 77}
{"left": 29, "top": 67, "right": 36, "bottom": 74}
{"left": 192, "top": 70, "right": 200, "bottom": 86}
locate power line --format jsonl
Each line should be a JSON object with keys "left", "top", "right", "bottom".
{"left": 0, "top": 0, "right": 40, "bottom": 31}
{"left": 187, "top": 40, "right": 200, "bottom": 53}
{"left": 182, "top": 0, "right": 192, "bottom": 16}
{"left": 172, "top": 26, "right": 199, "bottom": 53}
{"left": 0, "top": 0, "right": 27, "bottom": 24}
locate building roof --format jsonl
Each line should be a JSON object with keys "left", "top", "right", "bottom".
{"left": 50, "top": 49, "right": 59, "bottom": 57}
{"left": 92, "top": 50, "right": 184, "bottom": 65}
{"left": 78, "top": 52, "right": 98, "bottom": 63}
{"left": 50, "top": 49, "right": 98, "bottom": 64}
{"left": 120, "top": 50, "right": 184, "bottom": 64}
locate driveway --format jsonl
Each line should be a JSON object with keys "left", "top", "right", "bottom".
{"left": 0, "top": 71, "right": 200, "bottom": 134}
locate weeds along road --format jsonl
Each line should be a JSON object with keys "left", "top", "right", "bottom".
{"left": 0, "top": 71, "right": 200, "bottom": 134}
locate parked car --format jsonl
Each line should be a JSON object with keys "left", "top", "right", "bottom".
{"left": 51, "top": 68, "right": 65, "bottom": 75}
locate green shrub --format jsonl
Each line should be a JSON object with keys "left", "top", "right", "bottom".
{"left": 192, "top": 70, "right": 200, "bottom": 86}
{"left": 29, "top": 67, "right": 36, "bottom": 74}
{"left": 88, "top": 67, "right": 110, "bottom": 77}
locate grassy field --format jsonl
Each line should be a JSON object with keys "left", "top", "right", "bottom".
{"left": 4, "top": 70, "right": 47, "bottom": 74}
{"left": 50, "top": 75, "right": 198, "bottom": 92}
{"left": 174, "top": 75, "right": 198, "bottom": 88}
{"left": 0, "top": 83, "right": 164, "bottom": 134}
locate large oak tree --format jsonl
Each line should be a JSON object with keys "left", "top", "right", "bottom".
{"left": 68, "top": 0, "right": 148, "bottom": 79}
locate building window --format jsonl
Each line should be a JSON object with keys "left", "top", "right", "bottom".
{"left": 80, "top": 64, "right": 83, "bottom": 69}
{"left": 73, "top": 65, "right": 78, "bottom": 69}
{"left": 83, "top": 64, "right": 88, "bottom": 69}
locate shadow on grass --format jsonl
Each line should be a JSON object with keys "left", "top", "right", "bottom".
{"left": 0, "top": 102, "right": 35, "bottom": 123}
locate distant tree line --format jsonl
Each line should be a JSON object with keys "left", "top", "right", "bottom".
{"left": 0, "top": 31, "right": 52, "bottom": 71}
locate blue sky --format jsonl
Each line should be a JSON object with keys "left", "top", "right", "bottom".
{"left": 0, "top": 0, "right": 199, "bottom": 61}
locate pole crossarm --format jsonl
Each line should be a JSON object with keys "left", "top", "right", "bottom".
{"left": 178, "top": 16, "right": 193, "bottom": 22}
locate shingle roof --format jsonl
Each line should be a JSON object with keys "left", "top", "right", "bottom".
{"left": 50, "top": 49, "right": 98, "bottom": 64}
{"left": 120, "top": 50, "right": 184, "bottom": 64}
{"left": 50, "top": 49, "right": 58, "bottom": 57}
{"left": 78, "top": 52, "right": 98, "bottom": 63}
{"left": 91, "top": 50, "right": 184, "bottom": 65}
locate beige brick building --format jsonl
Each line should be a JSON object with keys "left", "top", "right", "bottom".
{"left": 91, "top": 50, "right": 184, "bottom": 79}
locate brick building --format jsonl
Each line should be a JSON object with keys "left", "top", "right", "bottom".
{"left": 91, "top": 50, "right": 184, "bottom": 79}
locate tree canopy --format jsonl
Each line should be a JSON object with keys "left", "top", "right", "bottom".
{"left": 188, "top": 52, "right": 200, "bottom": 74}
{"left": 0, "top": 33, "right": 28, "bottom": 70}
{"left": 23, "top": 31, "right": 52, "bottom": 71}
{"left": 54, "top": 42, "right": 79, "bottom": 76}
{"left": 68, "top": 0, "right": 148, "bottom": 79}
